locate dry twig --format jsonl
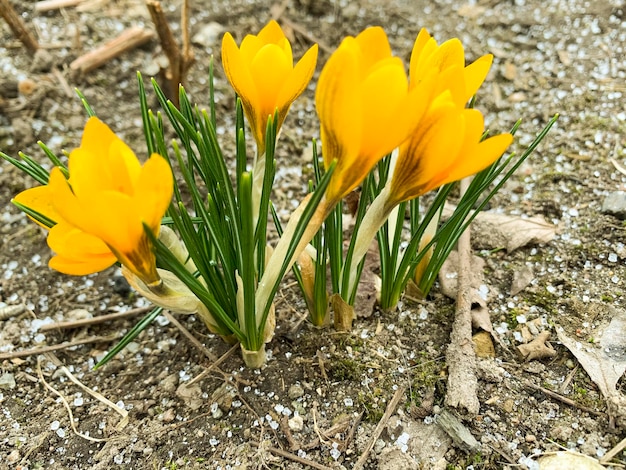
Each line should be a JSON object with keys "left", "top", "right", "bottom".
{"left": 0, "top": 0, "right": 39, "bottom": 54}
{"left": 353, "top": 385, "right": 406, "bottom": 470}
{"left": 39, "top": 306, "right": 152, "bottom": 331}
{"left": 0, "top": 334, "right": 120, "bottom": 360}
{"left": 162, "top": 310, "right": 218, "bottom": 362}
{"left": 524, "top": 381, "right": 605, "bottom": 417}
{"left": 69, "top": 26, "right": 154, "bottom": 73}
{"left": 444, "top": 178, "right": 480, "bottom": 414}
{"left": 145, "top": 0, "right": 195, "bottom": 105}
{"left": 34, "top": 0, "right": 85, "bottom": 12}
{"left": 250, "top": 441, "right": 333, "bottom": 470}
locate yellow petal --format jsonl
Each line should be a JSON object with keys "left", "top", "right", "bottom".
{"left": 257, "top": 19, "right": 285, "bottom": 44}
{"left": 48, "top": 223, "right": 116, "bottom": 275}
{"left": 276, "top": 44, "right": 318, "bottom": 116}
{"left": 433, "top": 38, "right": 464, "bottom": 71}
{"left": 316, "top": 39, "right": 363, "bottom": 169}
{"left": 354, "top": 26, "right": 392, "bottom": 68}
{"left": 464, "top": 54, "right": 493, "bottom": 101}
{"left": 49, "top": 168, "right": 142, "bottom": 254}
{"left": 222, "top": 32, "right": 259, "bottom": 107}
{"left": 360, "top": 58, "right": 410, "bottom": 157}
{"left": 13, "top": 185, "right": 61, "bottom": 228}
{"left": 250, "top": 43, "right": 292, "bottom": 117}
{"left": 445, "top": 133, "right": 513, "bottom": 185}
{"left": 410, "top": 28, "right": 432, "bottom": 65}
{"left": 48, "top": 167, "right": 93, "bottom": 233}
{"left": 69, "top": 118, "right": 141, "bottom": 197}
{"left": 133, "top": 153, "right": 173, "bottom": 232}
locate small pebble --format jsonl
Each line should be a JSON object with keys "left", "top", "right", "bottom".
{"left": 601, "top": 192, "right": 626, "bottom": 220}
{"left": 162, "top": 408, "right": 176, "bottom": 423}
{"left": 288, "top": 415, "right": 304, "bottom": 432}
{"left": 0, "top": 373, "right": 16, "bottom": 390}
{"left": 288, "top": 384, "right": 305, "bottom": 399}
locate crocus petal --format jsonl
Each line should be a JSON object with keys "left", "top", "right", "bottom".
{"left": 464, "top": 54, "right": 493, "bottom": 101}
{"left": 257, "top": 19, "right": 286, "bottom": 44}
{"left": 48, "top": 223, "right": 116, "bottom": 275}
{"left": 250, "top": 43, "right": 293, "bottom": 116}
{"left": 222, "top": 21, "right": 316, "bottom": 154}
{"left": 360, "top": 58, "right": 411, "bottom": 157}
{"left": 316, "top": 39, "right": 363, "bottom": 168}
{"left": 71, "top": 117, "right": 141, "bottom": 196}
{"left": 276, "top": 44, "right": 318, "bottom": 115}
{"left": 133, "top": 153, "right": 173, "bottom": 232}
{"left": 444, "top": 133, "right": 513, "bottom": 184}
{"left": 13, "top": 185, "right": 61, "bottom": 228}
{"left": 222, "top": 32, "right": 259, "bottom": 108}
{"left": 354, "top": 26, "right": 393, "bottom": 67}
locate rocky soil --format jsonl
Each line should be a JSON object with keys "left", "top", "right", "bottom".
{"left": 1, "top": 0, "right": 626, "bottom": 469}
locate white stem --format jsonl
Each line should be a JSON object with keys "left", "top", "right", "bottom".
{"left": 345, "top": 184, "right": 394, "bottom": 295}
{"left": 251, "top": 154, "right": 266, "bottom": 230}
{"left": 255, "top": 195, "right": 330, "bottom": 317}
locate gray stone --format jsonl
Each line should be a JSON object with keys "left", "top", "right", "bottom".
{"left": 0, "top": 373, "right": 16, "bottom": 390}
{"left": 602, "top": 192, "right": 626, "bottom": 219}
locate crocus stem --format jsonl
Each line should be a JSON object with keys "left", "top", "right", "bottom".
{"left": 343, "top": 184, "right": 395, "bottom": 297}
{"left": 251, "top": 152, "right": 266, "bottom": 230}
{"left": 255, "top": 195, "right": 333, "bottom": 320}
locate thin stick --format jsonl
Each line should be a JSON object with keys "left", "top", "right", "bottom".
{"left": 250, "top": 441, "right": 333, "bottom": 470}
{"left": 444, "top": 178, "right": 480, "bottom": 414}
{"left": 39, "top": 306, "right": 152, "bottom": 331}
{"left": 51, "top": 67, "right": 74, "bottom": 98}
{"left": 0, "top": 0, "right": 39, "bottom": 54}
{"left": 0, "top": 334, "right": 120, "bottom": 360}
{"left": 353, "top": 385, "right": 406, "bottom": 470}
{"left": 601, "top": 435, "right": 626, "bottom": 465}
{"left": 162, "top": 310, "right": 218, "bottom": 362}
{"left": 34, "top": 0, "right": 85, "bottom": 12}
{"left": 36, "top": 357, "right": 109, "bottom": 442}
{"left": 524, "top": 381, "right": 605, "bottom": 417}
{"left": 187, "top": 343, "right": 239, "bottom": 386}
{"left": 69, "top": 26, "right": 154, "bottom": 73}
{"left": 145, "top": 0, "right": 194, "bottom": 105}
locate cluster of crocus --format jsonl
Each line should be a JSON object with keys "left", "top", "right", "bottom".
{"left": 307, "top": 27, "right": 513, "bottom": 327}
{"left": 4, "top": 19, "right": 547, "bottom": 368}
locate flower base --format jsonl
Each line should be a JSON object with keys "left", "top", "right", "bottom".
{"left": 241, "top": 344, "right": 267, "bottom": 368}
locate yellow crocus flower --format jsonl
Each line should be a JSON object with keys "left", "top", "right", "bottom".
{"left": 315, "top": 26, "right": 435, "bottom": 206}
{"left": 14, "top": 117, "right": 173, "bottom": 284}
{"left": 409, "top": 28, "right": 493, "bottom": 108}
{"left": 222, "top": 20, "right": 318, "bottom": 154}
{"left": 389, "top": 96, "right": 513, "bottom": 205}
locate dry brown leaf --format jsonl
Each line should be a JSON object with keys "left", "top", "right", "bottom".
{"left": 439, "top": 251, "right": 486, "bottom": 306}
{"left": 353, "top": 240, "right": 381, "bottom": 318}
{"left": 473, "top": 331, "right": 495, "bottom": 358}
{"left": 457, "top": 3, "right": 486, "bottom": 18}
{"left": 510, "top": 265, "right": 535, "bottom": 296}
{"left": 442, "top": 204, "right": 556, "bottom": 252}
{"left": 556, "top": 307, "right": 626, "bottom": 403}
{"left": 538, "top": 451, "right": 606, "bottom": 469}
{"left": 517, "top": 330, "right": 557, "bottom": 361}
{"left": 472, "top": 212, "right": 556, "bottom": 252}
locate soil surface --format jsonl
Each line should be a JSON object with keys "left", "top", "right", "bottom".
{"left": 1, "top": 0, "right": 626, "bottom": 469}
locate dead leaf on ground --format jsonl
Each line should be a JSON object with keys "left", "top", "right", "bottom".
{"left": 537, "top": 451, "right": 606, "bottom": 469}
{"left": 517, "top": 330, "right": 557, "bottom": 361}
{"left": 510, "top": 265, "right": 535, "bottom": 296}
{"left": 442, "top": 204, "right": 557, "bottom": 252}
{"left": 556, "top": 306, "right": 626, "bottom": 425}
{"left": 457, "top": 3, "right": 486, "bottom": 19}
{"left": 439, "top": 251, "right": 486, "bottom": 306}
{"left": 439, "top": 252, "right": 506, "bottom": 350}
